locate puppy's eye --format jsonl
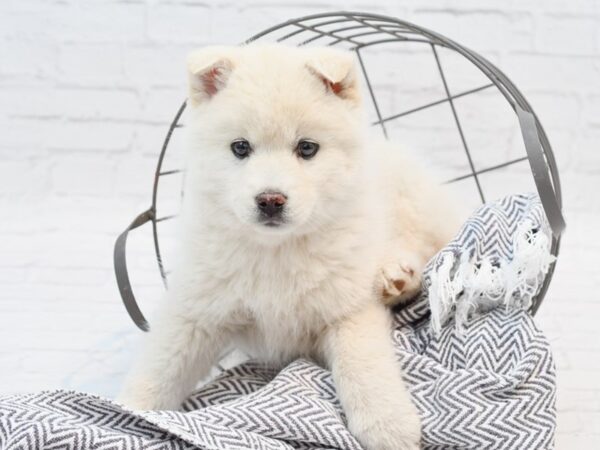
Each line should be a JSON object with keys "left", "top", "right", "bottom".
{"left": 296, "top": 140, "right": 320, "bottom": 160}
{"left": 230, "top": 139, "right": 252, "bottom": 159}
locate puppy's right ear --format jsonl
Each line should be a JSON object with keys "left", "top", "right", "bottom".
{"left": 187, "top": 47, "right": 236, "bottom": 105}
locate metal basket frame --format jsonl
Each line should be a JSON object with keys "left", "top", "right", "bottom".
{"left": 114, "top": 11, "right": 565, "bottom": 332}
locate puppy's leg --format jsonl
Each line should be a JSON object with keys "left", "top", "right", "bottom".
{"left": 321, "top": 302, "right": 421, "bottom": 450}
{"left": 117, "top": 298, "right": 232, "bottom": 411}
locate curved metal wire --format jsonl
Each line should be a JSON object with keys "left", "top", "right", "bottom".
{"left": 151, "top": 100, "right": 187, "bottom": 288}
{"left": 146, "top": 11, "right": 563, "bottom": 315}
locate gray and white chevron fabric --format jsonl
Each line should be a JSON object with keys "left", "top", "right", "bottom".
{"left": 425, "top": 192, "right": 556, "bottom": 334}
{"left": 0, "top": 193, "right": 556, "bottom": 449}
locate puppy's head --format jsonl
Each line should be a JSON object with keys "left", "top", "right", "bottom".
{"left": 185, "top": 44, "right": 367, "bottom": 242}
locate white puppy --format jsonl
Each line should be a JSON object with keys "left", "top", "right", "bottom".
{"left": 118, "top": 44, "right": 460, "bottom": 450}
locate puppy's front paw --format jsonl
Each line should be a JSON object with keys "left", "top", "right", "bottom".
{"left": 378, "top": 260, "right": 422, "bottom": 307}
{"left": 116, "top": 379, "right": 176, "bottom": 411}
{"left": 348, "top": 401, "right": 421, "bottom": 450}
{"left": 116, "top": 389, "right": 157, "bottom": 411}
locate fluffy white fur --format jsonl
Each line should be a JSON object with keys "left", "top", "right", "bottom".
{"left": 118, "top": 44, "right": 461, "bottom": 450}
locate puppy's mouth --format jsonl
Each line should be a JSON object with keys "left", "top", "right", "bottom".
{"left": 257, "top": 217, "right": 287, "bottom": 228}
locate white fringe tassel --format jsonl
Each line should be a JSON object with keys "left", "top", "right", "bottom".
{"left": 429, "top": 219, "right": 556, "bottom": 336}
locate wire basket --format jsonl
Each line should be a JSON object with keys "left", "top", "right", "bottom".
{"left": 114, "top": 11, "right": 565, "bottom": 332}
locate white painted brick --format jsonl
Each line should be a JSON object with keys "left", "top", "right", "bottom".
{"left": 556, "top": 411, "right": 585, "bottom": 434}
{"left": 558, "top": 370, "right": 600, "bottom": 391}
{"left": 115, "top": 154, "right": 159, "bottom": 195}
{"left": 583, "top": 95, "right": 600, "bottom": 128}
{"left": 58, "top": 3, "right": 147, "bottom": 44}
{"left": 0, "top": 87, "right": 64, "bottom": 119}
{"left": 536, "top": 15, "right": 597, "bottom": 55}
{"left": 556, "top": 433, "right": 600, "bottom": 449}
{"left": 29, "top": 267, "right": 111, "bottom": 286}
{"left": 50, "top": 156, "right": 116, "bottom": 195}
{"left": 48, "top": 120, "right": 134, "bottom": 152}
{"left": 0, "top": 41, "right": 59, "bottom": 79}
{"left": 0, "top": 161, "right": 47, "bottom": 195}
{"left": 0, "top": 1, "right": 599, "bottom": 446}
{"left": 408, "top": 10, "right": 459, "bottom": 40}
{"left": 559, "top": 173, "right": 600, "bottom": 212}
{"left": 211, "top": 4, "right": 339, "bottom": 44}
{"left": 53, "top": 88, "right": 143, "bottom": 121}
{"left": 0, "top": 118, "right": 52, "bottom": 158}
{"left": 131, "top": 122, "right": 176, "bottom": 157}
{"left": 566, "top": 351, "right": 600, "bottom": 370}
{"left": 122, "top": 44, "right": 191, "bottom": 89}
{"left": 147, "top": 3, "right": 212, "bottom": 44}
{"left": 557, "top": 389, "right": 600, "bottom": 413}
{"left": 0, "top": 268, "right": 27, "bottom": 284}
{"left": 58, "top": 43, "right": 125, "bottom": 85}
{"left": 424, "top": 11, "right": 533, "bottom": 52}
{"left": 574, "top": 130, "right": 600, "bottom": 174}
{"left": 140, "top": 87, "right": 187, "bottom": 123}
{"left": 503, "top": 53, "right": 600, "bottom": 94}
{"left": 0, "top": 238, "right": 35, "bottom": 267}
{"left": 515, "top": 0, "right": 598, "bottom": 15}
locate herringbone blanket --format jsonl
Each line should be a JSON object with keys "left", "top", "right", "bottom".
{"left": 0, "top": 194, "right": 556, "bottom": 449}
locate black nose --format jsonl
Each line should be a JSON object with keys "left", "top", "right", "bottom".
{"left": 255, "top": 191, "right": 287, "bottom": 218}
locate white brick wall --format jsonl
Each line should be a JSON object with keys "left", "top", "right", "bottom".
{"left": 1, "top": 1, "right": 599, "bottom": 447}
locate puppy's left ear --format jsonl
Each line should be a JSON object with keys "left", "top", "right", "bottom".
{"left": 305, "top": 48, "right": 361, "bottom": 104}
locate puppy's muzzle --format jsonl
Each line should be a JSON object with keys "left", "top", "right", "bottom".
{"left": 255, "top": 191, "right": 287, "bottom": 223}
